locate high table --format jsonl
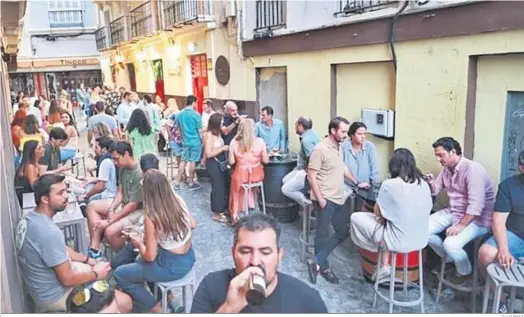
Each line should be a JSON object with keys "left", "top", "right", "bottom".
{"left": 262, "top": 154, "right": 299, "bottom": 223}
{"left": 353, "top": 186, "right": 427, "bottom": 286}
{"left": 22, "top": 193, "right": 89, "bottom": 253}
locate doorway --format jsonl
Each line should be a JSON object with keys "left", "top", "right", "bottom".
{"left": 127, "top": 63, "right": 136, "bottom": 92}
{"left": 256, "top": 67, "right": 288, "bottom": 130}
{"left": 190, "top": 53, "right": 208, "bottom": 114}
{"left": 152, "top": 59, "right": 164, "bottom": 103}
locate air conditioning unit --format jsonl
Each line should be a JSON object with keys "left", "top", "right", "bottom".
{"left": 361, "top": 108, "right": 395, "bottom": 139}
{"left": 225, "top": 0, "right": 236, "bottom": 18}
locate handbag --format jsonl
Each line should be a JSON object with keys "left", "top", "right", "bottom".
{"left": 214, "top": 157, "right": 228, "bottom": 172}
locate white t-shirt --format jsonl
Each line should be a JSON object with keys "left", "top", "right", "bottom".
{"left": 376, "top": 177, "right": 433, "bottom": 253}
{"left": 98, "top": 158, "right": 117, "bottom": 199}
{"left": 201, "top": 110, "right": 215, "bottom": 130}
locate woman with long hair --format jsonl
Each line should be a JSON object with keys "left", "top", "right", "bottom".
{"left": 19, "top": 114, "right": 45, "bottom": 152}
{"left": 14, "top": 140, "right": 45, "bottom": 204}
{"left": 126, "top": 108, "right": 156, "bottom": 159}
{"left": 47, "top": 99, "right": 64, "bottom": 130}
{"left": 113, "top": 169, "right": 196, "bottom": 313}
{"left": 60, "top": 110, "right": 79, "bottom": 162}
{"left": 11, "top": 109, "right": 27, "bottom": 152}
{"left": 204, "top": 113, "right": 230, "bottom": 223}
{"left": 59, "top": 89, "right": 73, "bottom": 114}
{"left": 162, "top": 98, "right": 179, "bottom": 119}
{"left": 228, "top": 118, "right": 269, "bottom": 223}
{"left": 350, "top": 148, "right": 432, "bottom": 281}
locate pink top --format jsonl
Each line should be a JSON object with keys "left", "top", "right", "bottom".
{"left": 433, "top": 156, "right": 495, "bottom": 228}
{"left": 230, "top": 137, "right": 266, "bottom": 167}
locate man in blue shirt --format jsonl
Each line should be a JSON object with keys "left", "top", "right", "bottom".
{"left": 281, "top": 117, "right": 320, "bottom": 206}
{"left": 175, "top": 95, "right": 203, "bottom": 190}
{"left": 478, "top": 150, "right": 524, "bottom": 312}
{"left": 255, "top": 106, "right": 286, "bottom": 153}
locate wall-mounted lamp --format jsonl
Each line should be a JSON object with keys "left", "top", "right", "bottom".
{"left": 167, "top": 38, "right": 175, "bottom": 46}
{"left": 115, "top": 54, "right": 124, "bottom": 63}
{"left": 136, "top": 50, "right": 147, "bottom": 62}
{"left": 188, "top": 42, "right": 197, "bottom": 53}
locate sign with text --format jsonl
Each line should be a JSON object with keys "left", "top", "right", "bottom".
{"left": 17, "top": 58, "right": 100, "bottom": 69}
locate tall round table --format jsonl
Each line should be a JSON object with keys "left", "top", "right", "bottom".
{"left": 262, "top": 154, "right": 299, "bottom": 223}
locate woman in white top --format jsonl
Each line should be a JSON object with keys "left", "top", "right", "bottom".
{"left": 350, "top": 148, "right": 433, "bottom": 281}
{"left": 59, "top": 110, "right": 79, "bottom": 162}
{"left": 113, "top": 169, "right": 196, "bottom": 313}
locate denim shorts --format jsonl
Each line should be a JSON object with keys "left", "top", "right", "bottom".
{"left": 484, "top": 231, "right": 524, "bottom": 260}
{"left": 182, "top": 145, "right": 202, "bottom": 163}
{"left": 168, "top": 141, "right": 182, "bottom": 157}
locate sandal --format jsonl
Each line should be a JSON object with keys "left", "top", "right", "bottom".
{"left": 212, "top": 213, "right": 229, "bottom": 224}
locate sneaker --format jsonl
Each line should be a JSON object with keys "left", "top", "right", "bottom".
{"left": 371, "top": 265, "right": 391, "bottom": 282}
{"left": 88, "top": 248, "right": 102, "bottom": 259}
{"left": 498, "top": 303, "right": 508, "bottom": 314}
{"left": 447, "top": 273, "right": 472, "bottom": 288}
{"left": 320, "top": 268, "right": 339, "bottom": 284}
{"left": 306, "top": 259, "right": 319, "bottom": 284}
{"left": 173, "top": 183, "right": 181, "bottom": 191}
{"left": 188, "top": 182, "right": 202, "bottom": 191}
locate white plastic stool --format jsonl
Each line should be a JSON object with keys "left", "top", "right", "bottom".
{"left": 373, "top": 248, "right": 425, "bottom": 313}
{"left": 482, "top": 263, "right": 524, "bottom": 313}
{"left": 299, "top": 203, "right": 315, "bottom": 263}
{"left": 153, "top": 268, "right": 196, "bottom": 313}
{"left": 242, "top": 182, "right": 266, "bottom": 215}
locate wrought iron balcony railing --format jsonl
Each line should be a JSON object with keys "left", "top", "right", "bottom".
{"left": 109, "top": 15, "right": 129, "bottom": 46}
{"left": 334, "top": 0, "right": 399, "bottom": 17}
{"left": 130, "top": 1, "right": 158, "bottom": 38}
{"left": 95, "top": 26, "right": 110, "bottom": 51}
{"left": 162, "top": 0, "right": 212, "bottom": 29}
{"left": 49, "top": 9, "right": 84, "bottom": 28}
{"left": 254, "top": 0, "right": 286, "bottom": 32}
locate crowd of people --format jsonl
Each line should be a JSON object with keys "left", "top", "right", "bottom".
{"left": 10, "top": 84, "right": 523, "bottom": 313}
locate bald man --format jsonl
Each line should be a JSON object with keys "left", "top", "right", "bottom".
{"left": 281, "top": 117, "right": 320, "bottom": 206}
{"left": 221, "top": 101, "right": 246, "bottom": 146}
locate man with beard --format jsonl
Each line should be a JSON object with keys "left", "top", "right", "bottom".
{"left": 191, "top": 214, "right": 327, "bottom": 313}
{"left": 306, "top": 116, "right": 355, "bottom": 284}
{"left": 221, "top": 101, "right": 246, "bottom": 146}
{"left": 15, "top": 174, "right": 132, "bottom": 313}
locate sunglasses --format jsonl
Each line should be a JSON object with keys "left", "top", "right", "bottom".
{"left": 70, "top": 280, "right": 110, "bottom": 307}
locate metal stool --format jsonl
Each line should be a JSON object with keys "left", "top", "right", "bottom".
{"left": 482, "top": 263, "right": 524, "bottom": 313}
{"left": 102, "top": 241, "right": 115, "bottom": 262}
{"left": 435, "top": 235, "right": 486, "bottom": 313}
{"left": 153, "top": 268, "right": 196, "bottom": 313}
{"left": 299, "top": 203, "right": 315, "bottom": 263}
{"left": 72, "top": 152, "right": 86, "bottom": 176}
{"left": 242, "top": 182, "right": 266, "bottom": 215}
{"left": 165, "top": 145, "right": 176, "bottom": 180}
{"left": 373, "top": 248, "right": 425, "bottom": 313}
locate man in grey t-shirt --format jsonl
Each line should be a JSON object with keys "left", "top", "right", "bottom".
{"left": 88, "top": 101, "right": 120, "bottom": 145}
{"left": 15, "top": 174, "right": 131, "bottom": 313}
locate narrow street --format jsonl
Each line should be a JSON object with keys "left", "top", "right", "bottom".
{"left": 75, "top": 111, "right": 466, "bottom": 313}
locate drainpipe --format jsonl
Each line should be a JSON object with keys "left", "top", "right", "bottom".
{"left": 389, "top": 0, "right": 409, "bottom": 73}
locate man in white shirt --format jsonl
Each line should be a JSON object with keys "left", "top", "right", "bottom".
{"left": 201, "top": 99, "right": 215, "bottom": 132}
{"left": 116, "top": 92, "right": 135, "bottom": 129}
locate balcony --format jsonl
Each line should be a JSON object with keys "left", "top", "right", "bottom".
{"left": 162, "top": 0, "right": 212, "bottom": 29}
{"left": 334, "top": 0, "right": 399, "bottom": 17}
{"left": 254, "top": 0, "right": 286, "bottom": 33}
{"left": 48, "top": 9, "right": 84, "bottom": 28}
{"left": 95, "top": 26, "right": 110, "bottom": 51}
{"left": 130, "top": 1, "right": 159, "bottom": 39}
{"left": 109, "top": 15, "right": 129, "bottom": 47}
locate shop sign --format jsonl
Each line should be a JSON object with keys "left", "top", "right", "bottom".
{"left": 17, "top": 58, "right": 100, "bottom": 69}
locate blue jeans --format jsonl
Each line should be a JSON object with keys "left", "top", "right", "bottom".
{"left": 313, "top": 199, "right": 350, "bottom": 269}
{"left": 60, "top": 148, "right": 77, "bottom": 162}
{"left": 484, "top": 231, "right": 524, "bottom": 260}
{"left": 428, "top": 208, "right": 489, "bottom": 276}
{"left": 112, "top": 243, "right": 195, "bottom": 312}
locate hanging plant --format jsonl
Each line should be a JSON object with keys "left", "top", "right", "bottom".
{"left": 152, "top": 59, "right": 164, "bottom": 81}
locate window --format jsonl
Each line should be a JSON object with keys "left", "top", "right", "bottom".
{"left": 254, "top": 0, "right": 286, "bottom": 32}
{"left": 48, "top": 0, "right": 84, "bottom": 28}
{"left": 334, "top": 0, "right": 399, "bottom": 17}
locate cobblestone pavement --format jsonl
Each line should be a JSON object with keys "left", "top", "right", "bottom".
{"left": 75, "top": 112, "right": 468, "bottom": 313}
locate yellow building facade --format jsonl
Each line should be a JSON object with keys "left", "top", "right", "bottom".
{"left": 95, "top": 0, "right": 252, "bottom": 112}
{"left": 242, "top": 1, "right": 524, "bottom": 185}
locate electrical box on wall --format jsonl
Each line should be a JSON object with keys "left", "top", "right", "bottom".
{"left": 361, "top": 108, "right": 395, "bottom": 139}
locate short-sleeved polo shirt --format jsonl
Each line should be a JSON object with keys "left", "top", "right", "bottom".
{"left": 308, "top": 138, "right": 346, "bottom": 205}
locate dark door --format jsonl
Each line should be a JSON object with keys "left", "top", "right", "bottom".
{"left": 127, "top": 63, "right": 136, "bottom": 92}
{"left": 500, "top": 91, "right": 524, "bottom": 179}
